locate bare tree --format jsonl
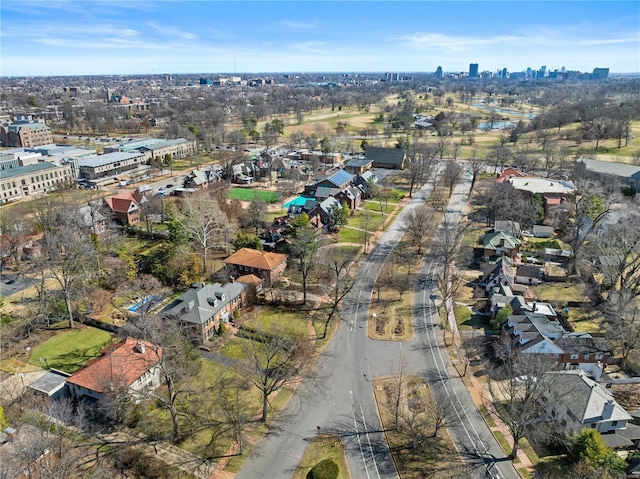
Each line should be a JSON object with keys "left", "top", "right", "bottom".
{"left": 175, "top": 193, "right": 235, "bottom": 272}
{"left": 433, "top": 215, "right": 468, "bottom": 345}
{"left": 319, "top": 248, "right": 358, "bottom": 338}
{"left": 240, "top": 327, "right": 312, "bottom": 422}
{"left": 36, "top": 208, "right": 98, "bottom": 328}
{"left": 241, "top": 198, "right": 268, "bottom": 235}
{"left": 403, "top": 204, "right": 435, "bottom": 254}
{"left": 442, "top": 160, "right": 463, "bottom": 196}
{"left": 431, "top": 387, "right": 459, "bottom": 438}
{"left": 403, "top": 141, "right": 436, "bottom": 197}
{"left": 606, "top": 302, "right": 640, "bottom": 371}
{"left": 389, "top": 357, "right": 412, "bottom": 431}
{"left": 289, "top": 223, "right": 321, "bottom": 305}
{"left": 487, "top": 354, "right": 563, "bottom": 459}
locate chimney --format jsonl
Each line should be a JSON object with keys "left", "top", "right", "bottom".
{"left": 603, "top": 399, "right": 615, "bottom": 420}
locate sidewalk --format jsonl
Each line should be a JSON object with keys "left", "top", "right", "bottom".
{"left": 451, "top": 333, "right": 539, "bottom": 479}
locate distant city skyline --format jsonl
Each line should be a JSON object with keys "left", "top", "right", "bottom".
{"left": 1, "top": 1, "right": 638, "bottom": 77}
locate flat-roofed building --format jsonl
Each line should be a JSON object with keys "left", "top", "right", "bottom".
{"left": 0, "top": 162, "right": 73, "bottom": 204}
{"left": 78, "top": 151, "right": 145, "bottom": 180}
{"left": 105, "top": 137, "right": 196, "bottom": 161}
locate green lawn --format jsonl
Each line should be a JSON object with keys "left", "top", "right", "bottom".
{"left": 29, "top": 327, "right": 113, "bottom": 373}
{"left": 533, "top": 283, "right": 590, "bottom": 303}
{"left": 243, "top": 307, "right": 309, "bottom": 338}
{"left": 226, "top": 188, "right": 280, "bottom": 203}
{"left": 293, "top": 435, "right": 350, "bottom": 479}
{"left": 348, "top": 211, "right": 385, "bottom": 231}
{"left": 337, "top": 227, "right": 364, "bottom": 244}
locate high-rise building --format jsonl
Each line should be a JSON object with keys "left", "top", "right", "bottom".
{"left": 469, "top": 63, "right": 479, "bottom": 78}
{"left": 501, "top": 68, "right": 508, "bottom": 78}
{"left": 435, "top": 66, "right": 443, "bottom": 78}
{"left": 539, "top": 65, "right": 547, "bottom": 78}
{"left": 592, "top": 68, "right": 610, "bottom": 80}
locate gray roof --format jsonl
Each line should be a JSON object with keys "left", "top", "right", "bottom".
{"left": 554, "top": 336, "right": 609, "bottom": 355}
{"left": 508, "top": 311, "right": 565, "bottom": 338}
{"left": 27, "top": 370, "right": 69, "bottom": 396}
{"left": 365, "top": 147, "right": 405, "bottom": 167}
{"left": 0, "top": 161, "right": 58, "bottom": 179}
{"left": 162, "top": 282, "right": 247, "bottom": 325}
{"left": 345, "top": 158, "right": 373, "bottom": 168}
{"left": 79, "top": 151, "right": 144, "bottom": 168}
{"left": 543, "top": 370, "right": 631, "bottom": 424}
{"left": 579, "top": 157, "right": 640, "bottom": 180}
{"left": 315, "top": 186, "right": 340, "bottom": 198}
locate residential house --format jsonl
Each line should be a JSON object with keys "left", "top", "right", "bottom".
{"left": 304, "top": 169, "right": 355, "bottom": 198}
{"left": 344, "top": 158, "right": 373, "bottom": 175}
{"left": 67, "top": 337, "right": 162, "bottom": 403}
{"left": 483, "top": 256, "right": 516, "bottom": 292}
{"left": 353, "top": 170, "right": 379, "bottom": 198}
{"left": 104, "top": 190, "right": 147, "bottom": 225}
{"left": 496, "top": 167, "right": 527, "bottom": 183}
{"left": 501, "top": 312, "right": 610, "bottom": 379}
{"left": 482, "top": 231, "right": 521, "bottom": 260}
{"left": 335, "top": 185, "right": 362, "bottom": 211}
{"left": 162, "top": 282, "right": 248, "bottom": 343}
{"left": 224, "top": 248, "right": 287, "bottom": 288}
{"left": 515, "top": 264, "right": 543, "bottom": 286}
{"left": 236, "top": 274, "right": 263, "bottom": 302}
{"left": 541, "top": 370, "right": 640, "bottom": 449}
{"left": 78, "top": 204, "right": 106, "bottom": 236}
{"left": 364, "top": 147, "right": 406, "bottom": 169}
{"left": 508, "top": 177, "right": 575, "bottom": 215}
{"left": 183, "top": 165, "right": 222, "bottom": 189}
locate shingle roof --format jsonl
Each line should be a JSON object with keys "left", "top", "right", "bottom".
{"left": 224, "top": 248, "right": 287, "bottom": 271}
{"left": 67, "top": 337, "right": 161, "bottom": 394}
{"left": 162, "top": 282, "right": 247, "bottom": 325}
{"left": 554, "top": 337, "right": 609, "bottom": 355}
{"left": 483, "top": 231, "right": 521, "bottom": 250}
{"left": 543, "top": 370, "right": 631, "bottom": 424}
{"left": 509, "top": 177, "right": 575, "bottom": 195}
{"left": 579, "top": 157, "right": 640, "bottom": 180}
{"left": 365, "top": 147, "right": 405, "bottom": 167}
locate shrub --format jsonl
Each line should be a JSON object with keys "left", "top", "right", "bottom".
{"left": 307, "top": 459, "right": 339, "bottom": 479}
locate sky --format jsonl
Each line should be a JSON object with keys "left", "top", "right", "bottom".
{"left": 1, "top": 1, "right": 638, "bottom": 77}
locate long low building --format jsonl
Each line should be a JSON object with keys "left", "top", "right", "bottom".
{"left": 105, "top": 137, "right": 196, "bottom": 161}
{"left": 78, "top": 151, "right": 146, "bottom": 180}
{"left": 0, "top": 162, "right": 73, "bottom": 203}
{"left": 577, "top": 157, "right": 640, "bottom": 192}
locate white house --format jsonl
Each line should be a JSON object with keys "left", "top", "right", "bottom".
{"left": 67, "top": 337, "right": 162, "bottom": 403}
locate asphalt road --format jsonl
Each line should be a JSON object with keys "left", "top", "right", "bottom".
{"left": 0, "top": 271, "right": 34, "bottom": 297}
{"left": 237, "top": 171, "right": 519, "bottom": 479}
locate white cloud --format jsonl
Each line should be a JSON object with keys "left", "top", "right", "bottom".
{"left": 275, "top": 20, "right": 318, "bottom": 30}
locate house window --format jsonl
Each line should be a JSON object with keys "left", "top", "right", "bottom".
{"left": 590, "top": 423, "right": 596, "bottom": 428}
{"left": 583, "top": 354, "right": 590, "bottom": 360}
{"left": 570, "top": 354, "right": 579, "bottom": 360}
{"left": 595, "top": 354, "right": 604, "bottom": 360}
{"left": 612, "top": 421, "right": 618, "bottom": 427}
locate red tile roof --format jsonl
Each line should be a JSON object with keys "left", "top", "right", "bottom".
{"left": 224, "top": 248, "right": 286, "bottom": 271}
{"left": 496, "top": 167, "right": 528, "bottom": 183}
{"left": 236, "top": 274, "right": 263, "bottom": 285}
{"left": 67, "top": 337, "right": 162, "bottom": 394}
{"left": 105, "top": 191, "right": 144, "bottom": 213}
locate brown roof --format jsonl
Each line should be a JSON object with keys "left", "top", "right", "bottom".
{"left": 105, "top": 190, "right": 144, "bottom": 214}
{"left": 236, "top": 274, "right": 264, "bottom": 285}
{"left": 224, "top": 248, "right": 286, "bottom": 271}
{"left": 67, "top": 337, "right": 162, "bottom": 394}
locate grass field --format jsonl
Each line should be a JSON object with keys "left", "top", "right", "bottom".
{"left": 226, "top": 188, "right": 280, "bottom": 203}
{"left": 28, "top": 327, "right": 113, "bottom": 373}
{"left": 293, "top": 435, "right": 350, "bottom": 479}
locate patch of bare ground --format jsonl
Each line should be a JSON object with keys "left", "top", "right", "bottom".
{"left": 373, "top": 376, "right": 469, "bottom": 479}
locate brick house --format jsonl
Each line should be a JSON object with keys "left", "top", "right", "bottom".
{"left": 104, "top": 190, "right": 147, "bottom": 225}
{"left": 161, "top": 282, "right": 248, "bottom": 343}
{"left": 224, "top": 248, "right": 287, "bottom": 288}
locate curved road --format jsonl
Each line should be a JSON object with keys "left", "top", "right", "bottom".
{"left": 237, "top": 172, "right": 518, "bottom": 479}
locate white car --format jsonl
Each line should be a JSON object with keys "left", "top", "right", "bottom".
{"left": 515, "top": 375, "right": 537, "bottom": 384}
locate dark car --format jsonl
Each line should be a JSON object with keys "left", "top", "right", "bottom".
{"left": 5, "top": 279, "right": 16, "bottom": 285}
{"left": 166, "top": 184, "right": 174, "bottom": 188}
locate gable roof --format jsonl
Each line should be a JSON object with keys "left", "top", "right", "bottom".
{"left": 105, "top": 190, "right": 146, "bottom": 213}
{"left": 554, "top": 336, "right": 609, "bottom": 355}
{"left": 224, "top": 248, "right": 287, "bottom": 271}
{"left": 67, "top": 337, "right": 161, "bottom": 394}
{"left": 324, "top": 169, "right": 354, "bottom": 189}
{"left": 162, "top": 282, "right": 247, "bottom": 324}
{"left": 236, "top": 274, "right": 263, "bottom": 286}
{"left": 365, "top": 147, "right": 405, "bottom": 166}
{"left": 483, "top": 231, "right": 521, "bottom": 250}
